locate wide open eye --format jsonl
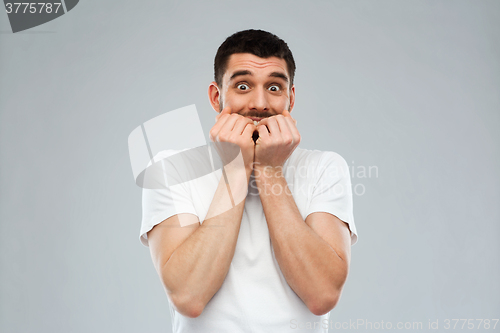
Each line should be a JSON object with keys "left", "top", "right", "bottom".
{"left": 237, "top": 83, "right": 250, "bottom": 91}
{"left": 268, "top": 85, "right": 281, "bottom": 92}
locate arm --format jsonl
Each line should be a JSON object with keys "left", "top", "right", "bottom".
{"left": 254, "top": 169, "right": 351, "bottom": 315}
{"left": 254, "top": 111, "right": 352, "bottom": 315}
{"left": 148, "top": 108, "right": 256, "bottom": 318}
{"left": 148, "top": 166, "right": 251, "bottom": 318}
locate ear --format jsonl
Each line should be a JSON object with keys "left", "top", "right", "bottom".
{"left": 288, "top": 84, "right": 296, "bottom": 112}
{"left": 208, "top": 82, "right": 221, "bottom": 113}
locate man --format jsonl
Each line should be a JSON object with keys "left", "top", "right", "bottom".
{"left": 140, "top": 29, "right": 358, "bottom": 332}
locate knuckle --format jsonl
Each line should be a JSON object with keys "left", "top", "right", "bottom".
{"left": 218, "top": 133, "right": 229, "bottom": 141}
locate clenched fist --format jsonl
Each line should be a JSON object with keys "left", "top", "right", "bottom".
{"left": 254, "top": 110, "right": 300, "bottom": 171}
{"left": 209, "top": 107, "right": 257, "bottom": 173}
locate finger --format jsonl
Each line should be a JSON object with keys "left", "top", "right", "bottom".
{"left": 257, "top": 117, "right": 272, "bottom": 134}
{"left": 275, "top": 115, "right": 293, "bottom": 142}
{"left": 283, "top": 110, "right": 297, "bottom": 125}
{"left": 233, "top": 117, "right": 255, "bottom": 135}
{"left": 216, "top": 106, "right": 231, "bottom": 121}
{"left": 281, "top": 110, "right": 299, "bottom": 138}
{"left": 256, "top": 123, "right": 270, "bottom": 141}
{"left": 210, "top": 108, "right": 234, "bottom": 141}
{"left": 210, "top": 113, "right": 233, "bottom": 141}
{"left": 275, "top": 115, "right": 291, "bottom": 132}
{"left": 219, "top": 114, "right": 242, "bottom": 136}
{"left": 262, "top": 117, "right": 281, "bottom": 137}
{"left": 242, "top": 122, "right": 257, "bottom": 140}
{"left": 213, "top": 107, "right": 232, "bottom": 132}
{"left": 215, "top": 108, "right": 226, "bottom": 122}
{"left": 219, "top": 114, "right": 253, "bottom": 140}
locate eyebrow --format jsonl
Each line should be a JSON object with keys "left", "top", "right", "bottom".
{"left": 229, "top": 70, "right": 289, "bottom": 83}
{"left": 269, "top": 71, "right": 289, "bottom": 83}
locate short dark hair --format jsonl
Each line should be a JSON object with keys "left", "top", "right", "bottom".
{"left": 214, "top": 29, "right": 296, "bottom": 89}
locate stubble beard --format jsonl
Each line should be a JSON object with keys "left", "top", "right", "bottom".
{"left": 218, "top": 95, "right": 292, "bottom": 115}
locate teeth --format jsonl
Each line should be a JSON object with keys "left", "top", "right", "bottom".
{"left": 253, "top": 120, "right": 259, "bottom": 126}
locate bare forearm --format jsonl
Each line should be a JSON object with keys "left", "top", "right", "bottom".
{"left": 255, "top": 169, "right": 348, "bottom": 309}
{"left": 162, "top": 166, "right": 251, "bottom": 313}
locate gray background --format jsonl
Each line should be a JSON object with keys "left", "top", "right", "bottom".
{"left": 1, "top": 0, "right": 499, "bottom": 332}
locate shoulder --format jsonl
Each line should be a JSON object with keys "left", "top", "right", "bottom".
{"left": 287, "top": 147, "right": 349, "bottom": 170}
{"left": 283, "top": 147, "right": 351, "bottom": 184}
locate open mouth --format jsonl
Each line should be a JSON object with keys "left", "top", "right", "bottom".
{"left": 247, "top": 117, "right": 263, "bottom": 126}
{"left": 248, "top": 117, "right": 262, "bottom": 121}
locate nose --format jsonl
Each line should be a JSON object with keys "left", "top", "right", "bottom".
{"left": 248, "top": 87, "right": 270, "bottom": 114}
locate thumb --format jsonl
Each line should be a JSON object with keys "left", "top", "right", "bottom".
{"left": 283, "top": 110, "right": 297, "bottom": 125}
{"left": 216, "top": 106, "right": 231, "bottom": 120}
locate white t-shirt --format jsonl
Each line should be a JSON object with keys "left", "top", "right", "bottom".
{"left": 139, "top": 147, "right": 358, "bottom": 333}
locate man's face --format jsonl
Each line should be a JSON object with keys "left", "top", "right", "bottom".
{"left": 209, "top": 53, "right": 295, "bottom": 121}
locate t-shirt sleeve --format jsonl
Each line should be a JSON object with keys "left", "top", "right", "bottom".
{"left": 306, "top": 151, "right": 358, "bottom": 246}
{"left": 139, "top": 151, "right": 198, "bottom": 247}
